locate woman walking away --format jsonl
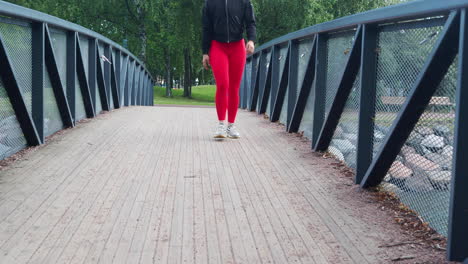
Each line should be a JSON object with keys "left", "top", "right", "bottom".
{"left": 202, "top": 0, "right": 256, "bottom": 139}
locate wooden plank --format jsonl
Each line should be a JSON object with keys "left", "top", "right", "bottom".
{"left": 192, "top": 113, "right": 208, "bottom": 264}
{"left": 0, "top": 106, "right": 433, "bottom": 264}
{"left": 0, "top": 120, "right": 128, "bottom": 261}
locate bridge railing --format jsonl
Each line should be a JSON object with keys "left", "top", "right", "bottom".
{"left": 240, "top": 0, "right": 468, "bottom": 261}
{"left": 0, "top": 1, "right": 154, "bottom": 161}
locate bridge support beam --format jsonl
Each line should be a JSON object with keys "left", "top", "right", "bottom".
{"left": 286, "top": 40, "right": 298, "bottom": 128}
{"left": 248, "top": 54, "right": 260, "bottom": 111}
{"left": 88, "top": 38, "right": 97, "bottom": 114}
{"left": 96, "top": 42, "right": 110, "bottom": 111}
{"left": 44, "top": 25, "right": 74, "bottom": 128}
{"left": 311, "top": 34, "right": 328, "bottom": 148}
{"left": 76, "top": 35, "right": 95, "bottom": 118}
{"left": 66, "top": 31, "right": 76, "bottom": 123}
{"left": 110, "top": 48, "right": 121, "bottom": 109}
{"left": 0, "top": 25, "right": 41, "bottom": 146}
{"left": 314, "top": 26, "right": 363, "bottom": 151}
{"left": 355, "top": 25, "right": 378, "bottom": 184}
{"left": 258, "top": 49, "right": 272, "bottom": 115}
{"left": 288, "top": 36, "right": 317, "bottom": 133}
{"left": 270, "top": 44, "right": 290, "bottom": 122}
{"left": 360, "top": 11, "right": 460, "bottom": 188}
{"left": 32, "top": 22, "right": 45, "bottom": 143}
{"left": 447, "top": 8, "right": 468, "bottom": 262}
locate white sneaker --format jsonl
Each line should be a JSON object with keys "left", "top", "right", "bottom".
{"left": 214, "top": 123, "right": 227, "bottom": 139}
{"left": 227, "top": 124, "right": 240, "bottom": 139}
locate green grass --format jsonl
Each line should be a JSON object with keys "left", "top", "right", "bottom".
{"left": 153, "top": 85, "right": 216, "bottom": 106}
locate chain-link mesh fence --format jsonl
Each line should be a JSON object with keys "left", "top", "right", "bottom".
{"left": 251, "top": 55, "right": 259, "bottom": 109}
{"left": 120, "top": 55, "right": 128, "bottom": 107}
{"left": 294, "top": 39, "right": 316, "bottom": 139}
{"left": 325, "top": 30, "right": 356, "bottom": 120}
{"left": 78, "top": 34, "right": 89, "bottom": 80}
{"left": 0, "top": 19, "right": 33, "bottom": 115}
{"left": 49, "top": 28, "right": 67, "bottom": 95}
{"left": 128, "top": 61, "right": 135, "bottom": 106}
{"left": 279, "top": 85, "right": 289, "bottom": 125}
{"left": 297, "top": 38, "right": 314, "bottom": 98}
{"left": 75, "top": 70, "right": 87, "bottom": 121}
{"left": 257, "top": 50, "right": 271, "bottom": 113}
{"left": 299, "top": 78, "right": 315, "bottom": 140}
{"left": 327, "top": 71, "right": 361, "bottom": 169}
{"left": 244, "top": 60, "right": 252, "bottom": 108}
{"left": 135, "top": 67, "right": 140, "bottom": 105}
{"left": 381, "top": 57, "right": 457, "bottom": 236}
{"left": 278, "top": 44, "right": 290, "bottom": 124}
{"left": 373, "top": 19, "right": 445, "bottom": 156}
{"left": 266, "top": 45, "right": 287, "bottom": 117}
{"left": 0, "top": 78, "right": 27, "bottom": 160}
{"left": 44, "top": 65, "right": 64, "bottom": 137}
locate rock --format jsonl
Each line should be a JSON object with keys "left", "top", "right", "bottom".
{"left": 423, "top": 146, "right": 434, "bottom": 156}
{"left": 373, "top": 142, "right": 382, "bottom": 152}
{"left": 331, "top": 139, "right": 356, "bottom": 155}
{"left": 445, "top": 135, "right": 454, "bottom": 146}
{"left": 0, "top": 116, "right": 17, "bottom": 127}
{"left": 334, "top": 126, "right": 344, "bottom": 139}
{"left": 406, "top": 153, "right": 441, "bottom": 171}
{"left": 442, "top": 146, "right": 454, "bottom": 159}
{"left": 421, "top": 135, "right": 445, "bottom": 149}
{"left": 342, "top": 133, "right": 358, "bottom": 145}
{"left": 381, "top": 182, "right": 400, "bottom": 194}
{"left": 0, "top": 144, "right": 11, "bottom": 158}
{"left": 376, "top": 124, "right": 390, "bottom": 134}
{"left": 345, "top": 152, "right": 357, "bottom": 168}
{"left": 427, "top": 171, "right": 451, "bottom": 190}
{"left": 328, "top": 146, "right": 345, "bottom": 162}
{"left": 417, "top": 126, "right": 434, "bottom": 136}
{"left": 395, "top": 155, "right": 405, "bottom": 163}
{"left": 389, "top": 161, "right": 413, "bottom": 180}
{"left": 407, "top": 132, "right": 424, "bottom": 147}
{"left": 341, "top": 123, "right": 356, "bottom": 134}
{"left": 374, "top": 131, "right": 386, "bottom": 142}
{"left": 425, "top": 153, "right": 452, "bottom": 170}
{"left": 384, "top": 174, "right": 392, "bottom": 182}
{"left": 0, "top": 115, "right": 24, "bottom": 147}
{"left": 433, "top": 125, "right": 451, "bottom": 137}
{"left": 405, "top": 174, "right": 434, "bottom": 192}
{"left": 413, "top": 145, "right": 430, "bottom": 156}
{"left": 401, "top": 145, "right": 416, "bottom": 158}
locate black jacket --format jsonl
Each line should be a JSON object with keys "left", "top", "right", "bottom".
{"left": 202, "top": 0, "right": 257, "bottom": 54}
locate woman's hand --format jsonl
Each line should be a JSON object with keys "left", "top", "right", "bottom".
{"left": 202, "top": 54, "right": 210, "bottom": 70}
{"left": 246, "top": 40, "right": 255, "bottom": 55}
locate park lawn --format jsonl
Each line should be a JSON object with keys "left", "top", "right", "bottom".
{"left": 153, "top": 85, "right": 216, "bottom": 106}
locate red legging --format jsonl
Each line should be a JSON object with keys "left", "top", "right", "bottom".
{"left": 209, "top": 40, "right": 246, "bottom": 123}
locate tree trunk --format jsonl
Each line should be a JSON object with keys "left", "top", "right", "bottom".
{"left": 183, "top": 48, "right": 192, "bottom": 98}
{"left": 164, "top": 48, "right": 172, "bottom": 97}
{"left": 133, "top": 0, "right": 147, "bottom": 63}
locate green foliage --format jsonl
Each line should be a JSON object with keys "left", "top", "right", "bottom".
{"left": 4, "top": 0, "right": 411, "bottom": 89}
{"left": 153, "top": 85, "right": 216, "bottom": 106}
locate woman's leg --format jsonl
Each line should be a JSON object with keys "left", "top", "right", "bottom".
{"left": 209, "top": 41, "right": 230, "bottom": 122}
{"left": 227, "top": 40, "right": 246, "bottom": 124}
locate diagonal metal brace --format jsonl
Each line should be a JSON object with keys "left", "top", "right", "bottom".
{"left": 314, "top": 25, "right": 363, "bottom": 151}
{"left": 360, "top": 11, "right": 460, "bottom": 188}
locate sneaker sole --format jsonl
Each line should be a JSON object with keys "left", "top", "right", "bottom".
{"left": 214, "top": 135, "right": 227, "bottom": 140}
{"left": 228, "top": 135, "right": 240, "bottom": 139}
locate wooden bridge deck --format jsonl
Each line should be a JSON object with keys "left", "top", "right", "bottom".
{"left": 0, "top": 106, "right": 438, "bottom": 264}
